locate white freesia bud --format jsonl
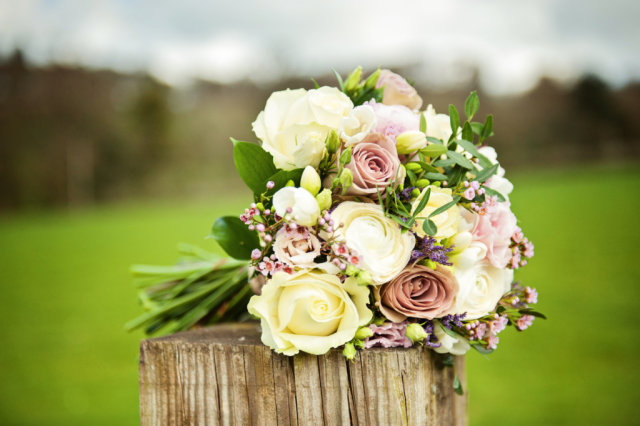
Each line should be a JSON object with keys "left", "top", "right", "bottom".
{"left": 396, "top": 130, "right": 427, "bottom": 155}
{"left": 339, "top": 105, "right": 377, "bottom": 147}
{"left": 433, "top": 323, "right": 470, "bottom": 355}
{"left": 273, "top": 187, "right": 320, "bottom": 226}
{"left": 300, "top": 166, "right": 321, "bottom": 196}
{"left": 448, "top": 231, "right": 472, "bottom": 255}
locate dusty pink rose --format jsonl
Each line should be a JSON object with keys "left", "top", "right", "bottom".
{"left": 375, "top": 265, "right": 459, "bottom": 322}
{"left": 364, "top": 321, "right": 412, "bottom": 348}
{"left": 376, "top": 70, "right": 423, "bottom": 111}
{"left": 461, "top": 201, "right": 518, "bottom": 269}
{"left": 343, "top": 132, "right": 404, "bottom": 198}
{"left": 367, "top": 99, "right": 420, "bottom": 135}
{"left": 273, "top": 226, "right": 321, "bottom": 268}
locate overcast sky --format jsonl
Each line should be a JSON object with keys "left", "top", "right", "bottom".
{"left": 1, "top": 0, "right": 639, "bottom": 94}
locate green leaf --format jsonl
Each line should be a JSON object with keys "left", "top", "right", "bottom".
{"left": 388, "top": 214, "right": 412, "bottom": 229}
{"left": 426, "top": 137, "right": 444, "bottom": 145}
{"left": 472, "top": 344, "right": 494, "bottom": 355}
{"left": 456, "top": 139, "right": 493, "bottom": 169}
{"left": 496, "top": 305, "right": 507, "bottom": 314}
{"left": 419, "top": 144, "right": 448, "bottom": 158}
{"left": 453, "top": 374, "right": 464, "bottom": 396}
{"left": 414, "top": 161, "right": 440, "bottom": 173}
{"left": 420, "top": 112, "right": 427, "bottom": 133}
{"left": 423, "top": 172, "right": 448, "bottom": 181}
{"left": 442, "top": 355, "right": 455, "bottom": 366}
{"left": 422, "top": 218, "right": 438, "bottom": 236}
{"left": 472, "top": 163, "right": 499, "bottom": 183}
{"left": 209, "top": 216, "right": 260, "bottom": 260}
{"left": 332, "top": 69, "right": 345, "bottom": 91}
{"left": 233, "top": 141, "right": 277, "bottom": 195}
{"left": 447, "top": 164, "right": 467, "bottom": 187}
{"left": 310, "top": 78, "right": 320, "bottom": 89}
{"left": 519, "top": 309, "right": 547, "bottom": 320}
{"left": 480, "top": 115, "right": 493, "bottom": 142}
{"left": 413, "top": 187, "right": 432, "bottom": 217}
{"left": 432, "top": 159, "right": 456, "bottom": 167}
{"left": 464, "top": 91, "right": 479, "bottom": 120}
{"left": 264, "top": 168, "right": 305, "bottom": 196}
{"left": 438, "top": 322, "right": 458, "bottom": 338}
{"left": 471, "top": 122, "right": 495, "bottom": 138}
{"left": 429, "top": 195, "right": 461, "bottom": 219}
{"left": 482, "top": 186, "right": 506, "bottom": 203}
{"left": 446, "top": 150, "right": 474, "bottom": 170}
{"left": 449, "top": 105, "right": 460, "bottom": 142}
{"left": 461, "top": 121, "right": 473, "bottom": 142}
{"left": 406, "top": 169, "right": 417, "bottom": 186}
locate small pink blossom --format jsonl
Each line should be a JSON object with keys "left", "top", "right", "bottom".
{"left": 486, "top": 335, "right": 499, "bottom": 350}
{"left": 490, "top": 315, "right": 508, "bottom": 334}
{"left": 524, "top": 241, "right": 535, "bottom": 258}
{"left": 526, "top": 287, "right": 538, "bottom": 304}
{"left": 470, "top": 181, "right": 480, "bottom": 191}
{"left": 475, "top": 322, "right": 487, "bottom": 339}
{"left": 463, "top": 187, "right": 476, "bottom": 200}
{"left": 510, "top": 251, "right": 522, "bottom": 269}
{"left": 517, "top": 315, "right": 535, "bottom": 330}
{"left": 512, "top": 226, "right": 524, "bottom": 243}
{"left": 251, "top": 249, "right": 261, "bottom": 260}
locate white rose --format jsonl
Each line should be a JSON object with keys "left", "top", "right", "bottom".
{"left": 477, "top": 146, "right": 513, "bottom": 200}
{"left": 273, "top": 187, "right": 320, "bottom": 227}
{"left": 253, "top": 87, "right": 353, "bottom": 170}
{"left": 339, "top": 105, "right": 377, "bottom": 147}
{"left": 411, "top": 186, "right": 460, "bottom": 239}
{"left": 273, "top": 227, "right": 321, "bottom": 268}
{"left": 328, "top": 202, "right": 415, "bottom": 285}
{"left": 450, "top": 241, "right": 512, "bottom": 319}
{"left": 422, "top": 104, "right": 456, "bottom": 142}
{"left": 247, "top": 270, "right": 372, "bottom": 355}
{"left": 433, "top": 323, "right": 470, "bottom": 355}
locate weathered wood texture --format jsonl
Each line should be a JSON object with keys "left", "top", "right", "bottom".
{"left": 140, "top": 323, "right": 467, "bottom": 426}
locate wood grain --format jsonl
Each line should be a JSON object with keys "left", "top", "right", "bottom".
{"left": 139, "top": 323, "right": 467, "bottom": 426}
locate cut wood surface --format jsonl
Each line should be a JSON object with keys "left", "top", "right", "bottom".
{"left": 139, "top": 322, "right": 467, "bottom": 426}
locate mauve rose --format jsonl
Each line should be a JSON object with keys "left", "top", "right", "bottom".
{"left": 364, "top": 321, "right": 412, "bottom": 348}
{"left": 273, "top": 226, "right": 321, "bottom": 268}
{"left": 367, "top": 100, "right": 420, "bottom": 136}
{"left": 375, "top": 264, "right": 459, "bottom": 322}
{"left": 461, "top": 201, "right": 518, "bottom": 269}
{"left": 376, "top": 70, "right": 423, "bottom": 111}
{"left": 343, "top": 132, "right": 404, "bottom": 198}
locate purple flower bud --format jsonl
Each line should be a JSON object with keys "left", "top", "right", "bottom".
{"left": 264, "top": 235, "right": 272, "bottom": 243}
{"left": 324, "top": 213, "right": 331, "bottom": 221}
{"left": 256, "top": 224, "right": 265, "bottom": 232}
{"left": 326, "top": 226, "right": 333, "bottom": 233}
{"left": 251, "top": 249, "right": 261, "bottom": 260}
{"left": 266, "top": 181, "right": 275, "bottom": 189}
{"left": 249, "top": 225, "right": 255, "bottom": 231}
{"left": 270, "top": 254, "right": 277, "bottom": 261}
{"left": 339, "top": 263, "right": 346, "bottom": 271}
{"left": 319, "top": 218, "right": 326, "bottom": 226}
{"left": 286, "top": 207, "right": 293, "bottom": 214}
{"left": 329, "top": 220, "right": 335, "bottom": 226}
{"left": 264, "top": 209, "right": 271, "bottom": 216}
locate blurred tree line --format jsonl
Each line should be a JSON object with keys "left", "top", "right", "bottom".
{"left": 1, "top": 51, "right": 639, "bottom": 211}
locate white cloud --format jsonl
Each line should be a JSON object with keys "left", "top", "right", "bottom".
{"left": 1, "top": 0, "right": 639, "bottom": 94}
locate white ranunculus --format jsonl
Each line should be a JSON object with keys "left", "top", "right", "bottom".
{"left": 273, "top": 228, "right": 321, "bottom": 268}
{"left": 328, "top": 202, "right": 415, "bottom": 285}
{"left": 450, "top": 241, "right": 512, "bottom": 320}
{"left": 252, "top": 87, "right": 353, "bottom": 170}
{"left": 433, "top": 323, "right": 471, "bottom": 355}
{"left": 411, "top": 186, "right": 460, "bottom": 239}
{"left": 273, "top": 187, "right": 320, "bottom": 227}
{"left": 247, "top": 270, "right": 372, "bottom": 355}
{"left": 477, "top": 146, "right": 514, "bottom": 200}
{"left": 339, "top": 105, "right": 377, "bottom": 146}
{"left": 422, "top": 105, "right": 456, "bottom": 142}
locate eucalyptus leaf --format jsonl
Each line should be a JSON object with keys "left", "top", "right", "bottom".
{"left": 461, "top": 121, "right": 473, "bottom": 142}
{"left": 209, "top": 216, "right": 260, "bottom": 260}
{"left": 482, "top": 186, "right": 506, "bottom": 203}
{"left": 472, "top": 163, "right": 499, "bottom": 183}
{"left": 406, "top": 168, "right": 417, "bottom": 186}
{"left": 464, "top": 91, "right": 479, "bottom": 120}
{"left": 426, "top": 137, "right": 444, "bottom": 145}
{"left": 428, "top": 195, "right": 461, "bottom": 219}
{"left": 480, "top": 115, "right": 494, "bottom": 142}
{"left": 447, "top": 164, "right": 468, "bottom": 187}
{"left": 449, "top": 105, "right": 460, "bottom": 141}
{"left": 388, "top": 214, "right": 412, "bottom": 229}
{"left": 419, "top": 144, "right": 448, "bottom": 158}
{"left": 472, "top": 344, "right": 494, "bottom": 355}
{"left": 453, "top": 374, "right": 464, "bottom": 395}
{"left": 423, "top": 172, "right": 448, "bottom": 181}
{"left": 438, "top": 322, "right": 458, "bottom": 338}
{"left": 446, "top": 150, "right": 474, "bottom": 170}
{"left": 519, "top": 309, "right": 547, "bottom": 320}
{"left": 420, "top": 112, "right": 427, "bottom": 133}
{"left": 432, "top": 159, "right": 457, "bottom": 167}
{"left": 413, "top": 187, "right": 431, "bottom": 216}
{"left": 442, "top": 355, "right": 455, "bottom": 366}
{"left": 422, "top": 218, "right": 438, "bottom": 236}
{"left": 332, "top": 68, "right": 345, "bottom": 91}
{"left": 233, "top": 141, "right": 277, "bottom": 194}
{"left": 414, "top": 161, "right": 440, "bottom": 173}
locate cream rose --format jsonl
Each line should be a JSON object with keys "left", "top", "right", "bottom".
{"left": 252, "top": 87, "right": 353, "bottom": 170}
{"left": 328, "top": 202, "right": 415, "bottom": 285}
{"left": 273, "top": 187, "right": 320, "bottom": 227}
{"left": 450, "top": 241, "right": 514, "bottom": 319}
{"left": 411, "top": 186, "right": 460, "bottom": 239}
{"left": 339, "top": 105, "right": 377, "bottom": 146}
{"left": 247, "top": 270, "right": 372, "bottom": 355}
{"left": 422, "top": 105, "right": 456, "bottom": 142}
{"left": 478, "top": 146, "right": 514, "bottom": 200}
{"left": 433, "top": 322, "right": 470, "bottom": 355}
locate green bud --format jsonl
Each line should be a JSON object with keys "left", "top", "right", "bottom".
{"left": 416, "top": 179, "right": 430, "bottom": 188}
{"left": 420, "top": 259, "right": 438, "bottom": 270}
{"left": 345, "top": 264, "right": 358, "bottom": 277}
{"left": 339, "top": 168, "right": 353, "bottom": 189}
{"left": 410, "top": 188, "right": 420, "bottom": 198}
{"left": 364, "top": 68, "right": 381, "bottom": 90}
{"left": 326, "top": 130, "right": 339, "bottom": 154}
{"left": 405, "top": 162, "right": 422, "bottom": 172}
{"left": 396, "top": 131, "right": 427, "bottom": 155}
{"left": 372, "top": 316, "right": 386, "bottom": 325}
{"left": 285, "top": 180, "right": 295, "bottom": 187}
{"left": 432, "top": 181, "right": 442, "bottom": 187}
{"left": 300, "top": 166, "right": 321, "bottom": 196}
{"left": 339, "top": 147, "right": 352, "bottom": 165}
{"left": 354, "top": 326, "right": 374, "bottom": 340}
{"left": 344, "top": 66, "right": 363, "bottom": 92}
{"left": 405, "top": 323, "right": 429, "bottom": 344}
{"left": 255, "top": 202, "right": 265, "bottom": 212}
{"left": 315, "top": 188, "right": 332, "bottom": 211}
{"left": 354, "top": 339, "right": 365, "bottom": 349}
{"left": 343, "top": 342, "right": 356, "bottom": 361}
{"left": 356, "top": 270, "right": 372, "bottom": 286}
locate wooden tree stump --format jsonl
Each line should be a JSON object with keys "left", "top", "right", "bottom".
{"left": 139, "top": 322, "right": 468, "bottom": 426}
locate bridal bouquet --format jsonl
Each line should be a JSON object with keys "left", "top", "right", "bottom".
{"left": 127, "top": 67, "right": 543, "bottom": 366}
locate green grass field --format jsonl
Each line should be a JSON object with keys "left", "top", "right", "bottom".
{"left": 1, "top": 165, "right": 639, "bottom": 425}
